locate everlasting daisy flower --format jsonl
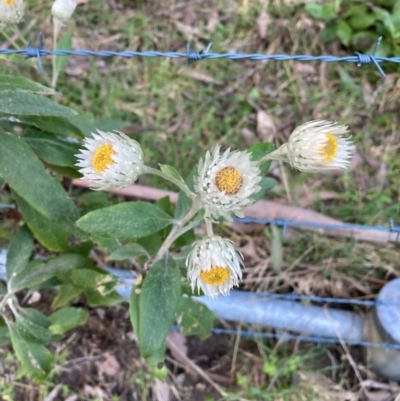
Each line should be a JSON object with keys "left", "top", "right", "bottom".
{"left": 266, "top": 121, "right": 353, "bottom": 173}
{"left": 0, "top": 0, "right": 24, "bottom": 27}
{"left": 186, "top": 236, "right": 244, "bottom": 299}
{"left": 76, "top": 130, "right": 145, "bottom": 190}
{"left": 194, "top": 145, "right": 262, "bottom": 221}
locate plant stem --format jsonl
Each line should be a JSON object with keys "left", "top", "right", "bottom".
{"left": 51, "top": 20, "right": 59, "bottom": 89}
{"left": 0, "top": 293, "right": 13, "bottom": 313}
{"left": 257, "top": 143, "right": 289, "bottom": 166}
{"left": 153, "top": 199, "right": 200, "bottom": 263}
{"left": 144, "top": 166, "right": 196, "bottom": 200}
{"left": 1, "top": 28, "right": 19, "bottom": 49}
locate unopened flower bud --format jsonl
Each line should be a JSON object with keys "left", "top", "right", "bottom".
{"left": 51, "top": 0, "right": 77, "bottom": 22}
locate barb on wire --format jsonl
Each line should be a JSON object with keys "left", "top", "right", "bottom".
{"left": 24, "top": 32, "right": 44, "bottom": 73}
{"left": 1, "top": 34, "right": 397, "bottom": 76}
{"left": 354, "top": 36, "right": 385, "bottom": 77}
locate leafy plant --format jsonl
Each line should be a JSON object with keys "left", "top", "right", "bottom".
{"left": 305, "top": 0, "right": 400, "bottom": 56}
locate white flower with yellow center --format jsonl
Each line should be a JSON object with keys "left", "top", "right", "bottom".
{"left": 271, "top": 120, "right": 353, "bottom": 173}
{"left": 0, "top": 0, "right": 24, "bottom": 27}
{"left": 76, "top": 130, "right": 145, "bottom": 190}
{"left": 194, "top": 146, "right": 262, "bottom": 221}
{"left": 186, "top": 236, "right": 243, "bottom": 299}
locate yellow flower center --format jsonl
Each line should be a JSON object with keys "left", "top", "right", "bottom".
{"left": 4, "top": 0, "right": 16, "bottom": 6}
{"left": 92, "top": 144, "right": 116, "bottom": 173}
{"left": 200, "top": 266, "right": 231, "bottom": 286}
{"left": 319, "top": 133, "right": 338, "bottom": 162}
{"left": 214, "top": 166, "right": 243, "bottom": 195}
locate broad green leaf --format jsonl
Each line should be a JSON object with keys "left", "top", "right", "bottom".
{"left": 320, "top": 22, "right": 338, "bottom": 43}
{"left": 9, "top": 325, "right": 53, "bottom": 381}
{"left": 20, "top": 114, "right": 96, "bottom": 139}
{"left": 138, "top": 255, "right": 181, "bottom": 357}
{"left": 251, "top": 177, "right": 277, "bottom": 202}
{"left": 54, "top": 31, "right": 72, "bottom": 80}
{"left": 76, "top": 202, "right": 172, "bottom": 239}
{"left": 52, "top": 283, "right": 83, "bottom": 310}
{"left": 0, "top": 317, "right": 10, "bottom": 347}
{"left": 175, "top": 298, "right": 216, "bottom": 340}
{"left": 0, "top": 74, "right": 54, "bottom": 94}
{"left": 0, "top": 282, "right": 6, "bottom": 295}
{"left": 349, "top": 13, "right": 376, "bottom": 30}
{"left": 248, "top": 141, "right": 274, "bottom": 175}
{"left": 22, "top": 128, "right": 80, "bottom": 168}
{"left": 84, "top": 289, "right": 123, "bottom": 307}
{"left": 336, "top": 20, "right": 352, "bottom": 46}
{"left": 0, "top": 132, "right": 78, "bottom": 227}
{"left": 11, "top": 254, "right": 89, "bottom": 292}
{"left": 155, "top": 196, "right": 174, "bottom": 217}
{"left": 91, "top": 234, "right": 120, "bottom": 252}
{"left": 159, "top": 164, "right": 185, "bottom": 183}
{"left": 6, "top": 224, "right": 33, "bottom": 283}
{"left": 48, "top": 307, "right": 89, "bottom": 334}
{"left": 70, "top": 269, "right": 116, "bottom": 294}
{"left": 0, "top": 91, "right": 76, "bottom": 118}
{"left": 305, "top": 3, "right": 336, "bottom": 19}
{"left": 137, "top": 232, "right": 163, "bottom": 257}
{"left": 14, "top": 192, "right": 69, "bottom": 252}
{"left": 108, "top": 243, "right": 150, "bottom": 261}
{"left": 14, "top": 308, "right": 61, "bottom": 344}
{"left": 374, "top": 8, "right": 397, "bottom": 38}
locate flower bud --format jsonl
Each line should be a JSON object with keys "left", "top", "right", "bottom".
{"left": 51, "top": 0, "right": 77, "bottom": 22}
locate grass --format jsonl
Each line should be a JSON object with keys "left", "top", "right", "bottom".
{"left": 1, "top": 0, "right": 400, "bottom": 399}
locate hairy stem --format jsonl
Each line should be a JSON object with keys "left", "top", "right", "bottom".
{"left": 153, "top": 199, "right": 200, "bottom": 263}
{"left": 144, "top": 166, "right": 196, "bottom": 200}
{"left": 257, "top": 143, "right": 289, "bottom": 165}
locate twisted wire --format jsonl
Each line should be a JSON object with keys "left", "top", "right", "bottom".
{"left": 0, "top": 35, "right": 397, "bottom": 76}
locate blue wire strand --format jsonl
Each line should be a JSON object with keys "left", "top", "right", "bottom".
{"left": 0, "top": 35, "right": 396, "bottom": 76}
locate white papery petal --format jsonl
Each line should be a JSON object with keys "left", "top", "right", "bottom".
{"left": 194, "top": 145, "right": 262, "bottom": 221}
{"left": 52, "top": 0, "right": 76, "bottom": 22}
{"left": 75, "top": 130, "right": 145, "bottom": 190}
{"left": 186, "top": 236, "right": 243, "bottom": 299}
{"left": 287, "top": 120, "right": 353, "bottom": 173}
{"left": 0, "top": 0, "right": 24, "bottom": 27}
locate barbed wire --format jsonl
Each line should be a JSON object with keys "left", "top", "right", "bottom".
{"left": 0, "top": 34, "right": 397, "bottom": 76}
{"left": 234, "top": 217, "right": 400, "bottom": 241}
{"left": 211, "top": 328, "right": 400, "bottom": 350}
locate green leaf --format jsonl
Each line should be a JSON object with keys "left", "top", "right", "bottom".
{"left": 374, "top": 8, "right": 397, "bottom": 38}
{"left": 159, "top": 164, "right": 185, "bottom": 183}
{"left": 129, "top": 284, "right": 140, "bottom": 336}
{"left": 108, "top": 243, "right": 150, "bottom": 261}
{"left": 55, "top": 31, "right": 72, "bottom": 80}
{"left": 22, "top": 128, "right": 80, "bottom": 168}
{"left": 52, "top": 283, "right": 83, "bottom": 310}
{"left": 336, "top": 20, "right": 352, "bottom": 46}
{"left": 175, "top": 298, "right": 216, "bottom": 340}
{"left": 9, "top": 325, "right": 53, "bottom": 381}
{"left": 0, "top": 91, "right": 76, "bottom": 117}
{"left": 11, "top": 254, "right": 89, "bottom": 292}
{"left": 14, "top": 192, "right": 69, "bottom": 252}
{"left": 251, "top": 177, "right": 277, "bottom": 202}
{"left": 0, "top": 132, "right": 78, "bottom": 227}
{"left": 6, "top": 224, "right": 33, "bottom": 282}
{"left": 84, "top": 289, "right": 123, "bottom": 307}
{"left": 0, "top": 74, "right": 54, "bottom": 94}
{"left": 14, "top": 308, "right": 61, "bottom": 344}
{"left": 0, "top": 132, "right": 78, "bottom": 226}
{"left": 349, "top": 13, "right": 376, "bottom": 30}
{"left": 70, "top": 269, "right": 116, "bottom": 294}
{"left": 0, "top": 317, "right": 10, "bottom": 347}
{"left": 305, "top": 3, "right": 336, "bottom": 19}
{"left": 138, "top": 255, "right": 181, "bottom": 357}
{"left": 76, "top": 202, "right": 172, "bottom": 239}
{"left": 320, "top": 22, "right": 338, "bottom": 43}
{"left": 248, "top": 141, "right": 274, "bottom": 175}
{"left": 137, "top": 232, "right": 163, "bottom": 257}
{"left": 48, "top": 307, "right": 89, "bottom": 334}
